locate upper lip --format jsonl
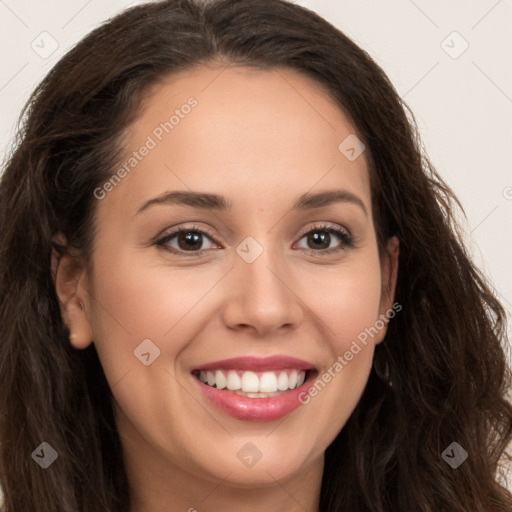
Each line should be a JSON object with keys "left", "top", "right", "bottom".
{"left": 191, "top": 356, "right": 316, "bottom": 372}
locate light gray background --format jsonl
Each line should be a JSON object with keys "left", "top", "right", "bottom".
{"left": 0, "top": 0, "right": 511, "bottom": 494}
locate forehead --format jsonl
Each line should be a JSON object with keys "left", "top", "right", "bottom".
{"left": 99, "top": 65, "right": 371, "bottom": 217}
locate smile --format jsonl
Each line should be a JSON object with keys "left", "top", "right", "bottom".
{"left": 192, "top": 368, "right": 308, "bottom": 397}
{"left": 190, "top": 355, "right": 318, "bottom": 421}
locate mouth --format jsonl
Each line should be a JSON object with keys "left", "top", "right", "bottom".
{"left": 191, "top": 368, "right": 316, "bottom": 398}
{"left": 189, "top": 355, "right": 318, "bottom": 421}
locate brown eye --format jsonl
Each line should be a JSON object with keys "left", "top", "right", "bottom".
{"left": 296, "top": 224, "right": 354, "bottom": 255}
{"left": 157, "top": 225, "right": 219, "bottom": 255}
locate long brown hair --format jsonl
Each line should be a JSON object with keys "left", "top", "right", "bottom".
{"left": 1, "top": 0, "right": 511, "bottom": 510}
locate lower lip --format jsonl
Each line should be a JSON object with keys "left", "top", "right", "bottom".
{"left": 192, "top": 372, "right": 315, "bottom": 422}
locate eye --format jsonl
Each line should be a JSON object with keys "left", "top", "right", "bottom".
{"left": 156, "top": 225, "right": 218, "bottom": 256}
{"left": 295, "top": 223, "right": 354, "bottom": 256}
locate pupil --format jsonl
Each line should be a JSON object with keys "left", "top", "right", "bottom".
{"left": 179, "top": 232, "right": 202, "bottom": 251}
{"left": 309, "top": 232, "right": 329, "bottom": 250}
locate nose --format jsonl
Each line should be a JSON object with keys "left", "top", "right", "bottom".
{"left": 221, "top": 242, "right": 304, "bottom": 337}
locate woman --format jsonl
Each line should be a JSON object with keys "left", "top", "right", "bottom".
{"left": 0, "top": 0, "right": 511, "bottom": 510}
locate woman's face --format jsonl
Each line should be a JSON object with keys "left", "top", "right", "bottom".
{"left": 58, "top": 66, "right": 398, "bottom": 499}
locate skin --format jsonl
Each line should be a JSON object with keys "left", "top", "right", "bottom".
{"left": 53, "top": 65, "right": 399, "bottom": 512}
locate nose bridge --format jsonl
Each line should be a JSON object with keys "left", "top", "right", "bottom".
{"left": 239, "top": 240, "right": 283, "bottom": 295}
{"left": 222, "top": 233, "right": 303, "bottom": 333}
{"left": 237, "top": 234, "right": 289, "bottom": 304}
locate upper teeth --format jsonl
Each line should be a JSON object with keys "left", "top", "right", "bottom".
{"left": 197, "top": 369, "right": 306, "bottom": 392}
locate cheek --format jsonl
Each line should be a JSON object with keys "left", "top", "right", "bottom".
{"left": 84, "top": 249, "right": 191, "bottom": 385}
{"left": 89, "top": 257, "right": 202, "bottom": 338}
{"left": 307, "top": 252, "right": 384, "bottom": 347}
{"left": 295, "top": 252, "right": 383, "bottom": 422}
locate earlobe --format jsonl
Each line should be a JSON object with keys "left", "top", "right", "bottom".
{"left": 63, "top": 297, "right": 93, "bottom": 350}
{"left": 51, "top": 233, "right": 93, "bottom": 350}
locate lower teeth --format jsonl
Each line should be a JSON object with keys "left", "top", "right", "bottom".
{"left": 233, "top": 390, "right": 284, "bottom": 398}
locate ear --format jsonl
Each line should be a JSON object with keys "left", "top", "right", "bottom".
{"left": 51, "top": 233, "right": 93, "bottom": 349}
{"left": 375, "top": 236, "right": 400, "bottom": 344}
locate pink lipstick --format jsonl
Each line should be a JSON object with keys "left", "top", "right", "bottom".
{"left": 190, "top": 356, "right": 317, "bottom": 421}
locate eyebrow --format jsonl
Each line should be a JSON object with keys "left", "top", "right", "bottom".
{"left": 136, "top": 189, "right": 368, "bottom": 216}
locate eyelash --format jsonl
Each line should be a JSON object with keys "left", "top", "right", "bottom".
{"left": 155, "top": 223, "right": 355, "bottom": 258}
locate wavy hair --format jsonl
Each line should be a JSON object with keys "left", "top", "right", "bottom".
{"left": 1, "top": 0, "right": 511, "bottom": 510}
